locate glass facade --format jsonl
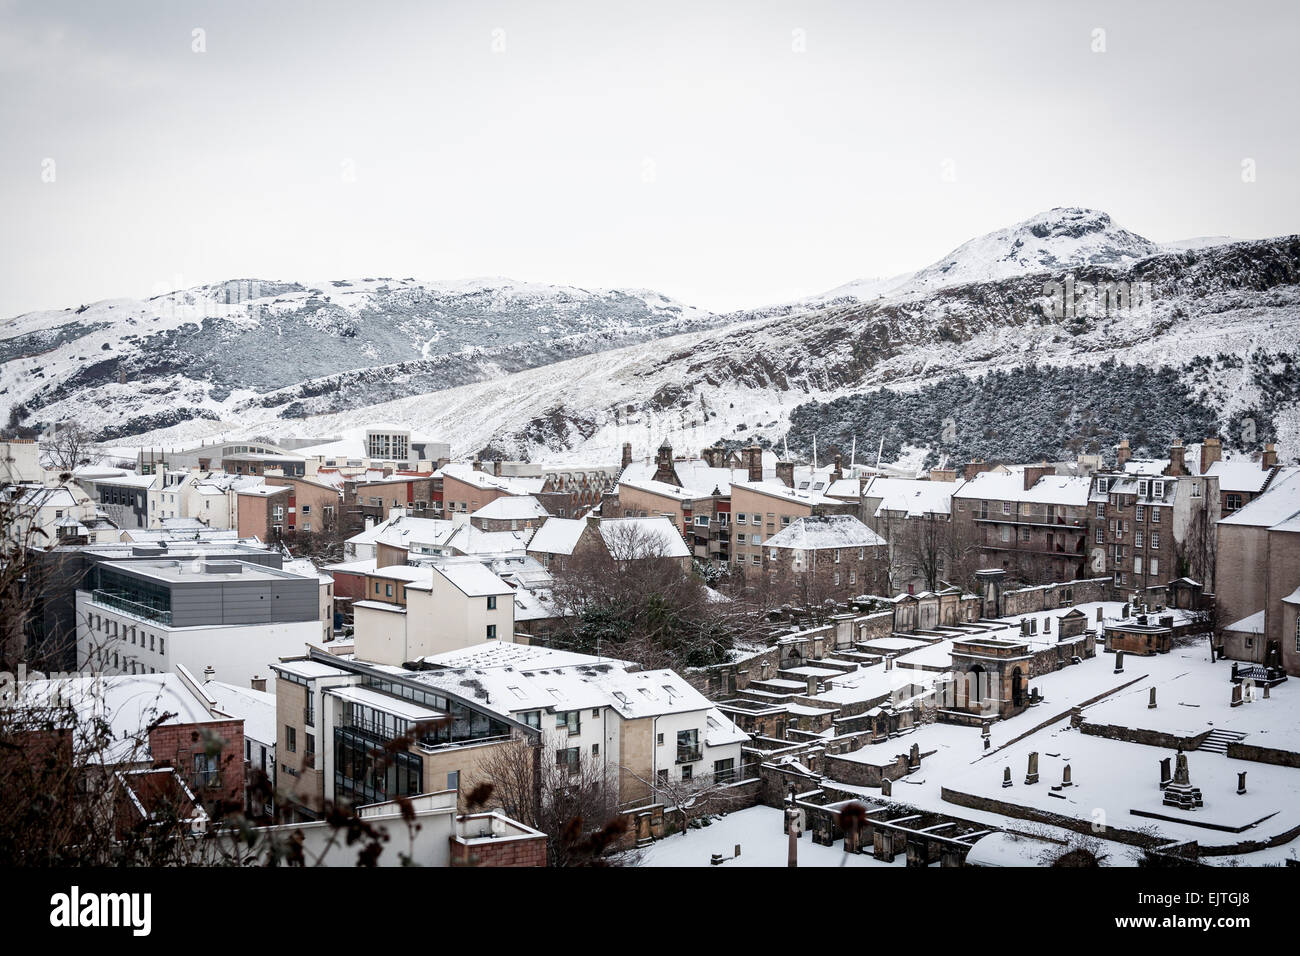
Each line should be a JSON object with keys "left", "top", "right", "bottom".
{"left": 92, "top": 566, "right": 172, "bottom": 625}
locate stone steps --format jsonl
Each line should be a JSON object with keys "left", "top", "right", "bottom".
{"left": 1197, "top": 728, "right": 1248, "bottom": 753}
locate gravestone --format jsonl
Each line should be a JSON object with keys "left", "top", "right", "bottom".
{"left": 1159, "top": 757, "right": 1172, "bottom": 789}
{"left": 1149, "top": 687, "right": 1157, "bottom": 709}
{"left": 881, "top": 777, "right": 892, "bottom": 798}
{"left": 1114, "top": 649, "right": 1125, "bottom": 674}
{"left": 1061, "top": 764, "right": 1072, "bottom": 788}
{"left": 909, "top": 742, "right": 921, "bottom": 770}
{"left": 1231, "top": 683, "right": 1243, "bottom": 708}
{"left": 1025, "top": 752, "right": 1040, "bottom": 785}
{"left": 1237, "top": 772, "right": 1247, "bottom": 795}
{"left": 1002, "top": 766, "right": 1013, "bottom": 788}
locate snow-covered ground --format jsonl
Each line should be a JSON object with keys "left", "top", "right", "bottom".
{"left": 630, "top": 805, "right": 903, "bottom": 868}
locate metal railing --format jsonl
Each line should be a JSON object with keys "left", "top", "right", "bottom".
{"left": 91, "top": 589, "right": 172, "bottom": 625}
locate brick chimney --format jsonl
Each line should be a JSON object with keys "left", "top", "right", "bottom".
{"left": 832, "top": 454, "right": 843, "bottom": 482}
{"left": 1164, "top": 440, "right": 1187, "bottom": 477}
{"left": 745, "top": 445, "right": 763, "bottom": 482}
{"left": 1116, "top": 439, "right": 1131, "bottom": 469}
{"left": 1023, "top": 463, "right": 1052, "bottom": 491}
{"left": 652, "top": 444, "right": 676, "bottom": 484}
{"left": 1262, "top": 443, "right": 1277, "bottom": 470}
{"left": 621, "top": 442, "right": 633, "bottom": 470}
{"left": 1200, "top": 436, "right": 1222, "bottom": 474}
{"left": 250, "top": 675, "right": 266, "bottom": 692}
{"left": 929, "top": 467, "right": 957, "bottom": 482}
{"left": 776, "top": 461, "right": 795, "bottom": 487}
{"left": 964, "top": 459, "right": 994, "bottom": 479}
{"left": 701, "top": 445, "right": 725, "bottom": 469}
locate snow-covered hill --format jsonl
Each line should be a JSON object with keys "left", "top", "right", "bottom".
{"left": 0, "top": 276, "right": 724, "bottom": 438}
{"left": 6, "top": 208, "right": 1296, "bottom": 465}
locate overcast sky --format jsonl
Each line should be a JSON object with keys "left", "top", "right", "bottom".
{"left": 2, "top": 0, "right": 1297, "bottom": 317}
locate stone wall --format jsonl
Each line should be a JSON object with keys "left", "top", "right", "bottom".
{"left": 999, "top": 577, "right": 1111, "bottom": 617}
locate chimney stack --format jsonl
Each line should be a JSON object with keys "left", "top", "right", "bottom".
{"left": 964, "top": 459, "right": 994, "bottom": 479}
{"left": 1262, "top": 443, "right": 1278, "bottom": 470}
{"left": 1116, "top": 439, "right": 1131, "bottom": 469}
{"left": 832, "top": 454, "right": 843, "bottom": 482}
{"left": 929, "top": 468, "right": 957, "bottom": 482}
{"left": 203, "top": 664, "right": 215, "bottom": 681}
{"left": 1200, "top": 436, "right": 1222, "bottom": 474}
{"left": 494, "top": 460, "right": 503, "bottom": 477}
{"left": 250, "top": 675, "right": 266, "bottom": 692}
{"left": 745, "top": 445, "right": 763, "bottom": 483}
{"left": 621, "top": 442, "right": 633, "bottom": 470}
{"left": 1023, "top": 463, "right": 1052, "bottom": 492}
{"left": 776, "top": 461, "right": 795, "bottom": 487}
{"left": 1165, "top": 440, "right": 1187, "bottom": 477}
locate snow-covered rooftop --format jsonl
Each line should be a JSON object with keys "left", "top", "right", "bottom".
{"left": 763, "top": 514, "right": 886, "bottom": 551}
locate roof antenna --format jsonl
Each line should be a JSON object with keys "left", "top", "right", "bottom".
{"left": 812, "top": 436, "right": 818, "bottom": 471}
{"left": 783, "top": 435, "right": 790, "bottom": 461}
{"left": 876, "top": 435, "right": 884, "bottom": 470}
{"left": 850, "top": 436, "right": 856, "bottom": 469}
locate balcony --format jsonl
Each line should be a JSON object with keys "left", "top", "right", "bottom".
{"left": 676, "top": 747, "right": 702, "bottom": 764}
{"left": 91, "top": 589, "right": 172, "bottom": 626}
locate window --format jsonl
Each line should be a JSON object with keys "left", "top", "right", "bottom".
{"left": 286, "top": 726, "right": 296, "bottom": 753}
{"left": 681, "top": 764, "right": 693, "bottom": 781}
{"left": 676, "top": 728, "right": 700, "bottom": 764}
{"left": 1138, "top": 480, "right": 1148, "bottom": 497}
{"left": 193, "top": 753, "right": 220, "bottom": 788}
{"left": 735, "top": 514, "right": 746, "bottom": 525}
{"left": 750, "top": 534, "right": 761, "bottom": 545}
{"left": 486, "top": 624, "right": 497, "bottom": 639}
{"left": 1002, "top": 501, "right": 1011, "bottom": 514}
{"left": 1150, "top": 532, "right": 1160, "bottom": 550}
{"left": 1000, "top": 526, "right": 1010, "bottom": 543}
{"left": 305, "top": 733, "right": 316, "bottom": 768}
{"left": 556, "top": 747, "right": 580, "bottom": 774}
{"left": 1150, "top": 557, "right": 1159, "bottom": 576}
{"left": 1226, "top": 494, "right": 1243, "bottom": 512}
{"left": 1134, "top": 556, "right": 1143, "bottom": 574}
{"left": 591, "top": 708, "right": 600, "bottom": 717}
{"left": 1152, "top": 481, "right": 1164, "bottom": 498}
{"left": 695, "top": 515, "right": 709, "bottom": 526}
{"left": 591, "top": 743, "right": 600, "bottom": 757}
{"left": 1151, "top": 507, "right": 1160, "bottom": 524}
{"left": 1136, "top": 531, "right": 1144, "bottom": 548}
{"left": 1136, "top": 504, "right": 1145, "bottom": 521}
{"left": 447, "top": 771, "right": 459, "bottom": 790}
{"left": 1096, "top": 478, "right": 1109, "bottom": 494}
{"left": 713, "top": 758, "right": 736, "bottom": 783}
{"left": 556, "top": 710, "right": 580, "bottom": 734}
{"left": 1095, "top": 527, "right": 1104, "bottom": 544}
{"left": 656, "top": 733, "right": 664, "bottom": 746}
{"left": 487, "top": 595, "right": 497, "bottom": 610}
{"left": 521, "top": 711, "right": 541, "bottom": 729}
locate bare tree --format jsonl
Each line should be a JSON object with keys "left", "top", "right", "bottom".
{"left": 41, "top": 422, "right": 101, "bottom": 479}
{"left": 548, "top": 521, "right": 742, "bottom": 670}
{"left": 469, "top": 736, "right": 629, "bottom": 866}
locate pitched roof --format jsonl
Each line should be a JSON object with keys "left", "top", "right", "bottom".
{"left": 598, "top": 516, "right": 690, "bottom": 559}
{"left": 764, "top": 514, "right": 886, "bottom": 550}
{"left": 526, "top": 517, "right": 589, "bottom": 556}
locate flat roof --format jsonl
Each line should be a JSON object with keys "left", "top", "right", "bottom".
{"left": 98, "top": 558, "right": 307, "bottom": 585}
